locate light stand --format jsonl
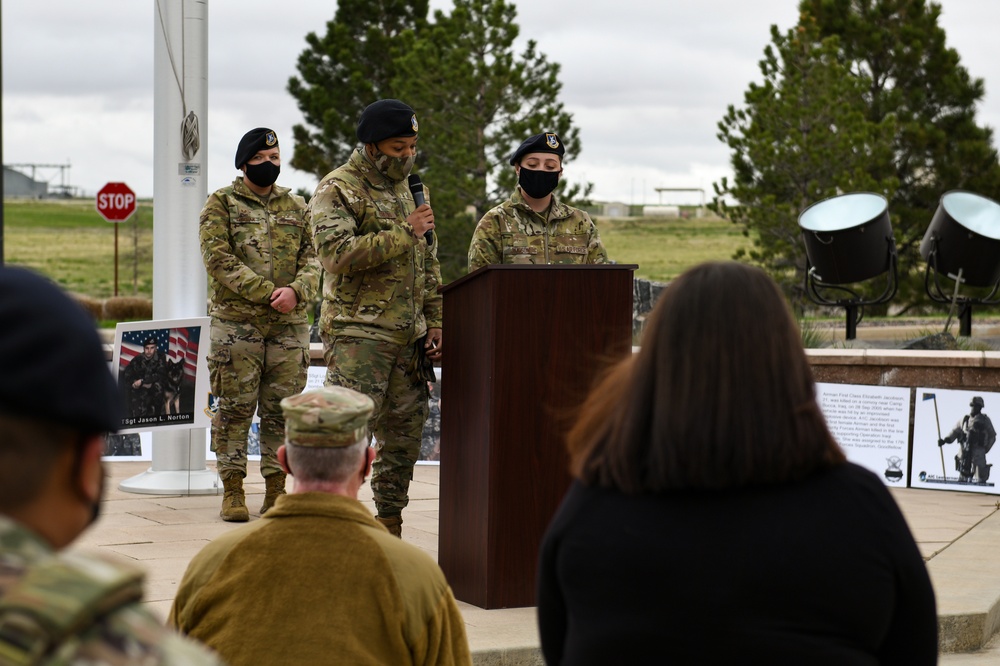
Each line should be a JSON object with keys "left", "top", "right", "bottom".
{"left": 805, "top": 245, "right": 898, "bottom": 340}
{"left": 799, "top": 192, "right": 898, "bottom": 340}
{"left": 920, "top": 191, "right": 1000, "bottom": 338}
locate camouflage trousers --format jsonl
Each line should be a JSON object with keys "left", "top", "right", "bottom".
{"left": 208, "top": 317, "right": 310, "bottom": 479}
{"left": 322, "top": 335, "right": 429, "bottom": 517}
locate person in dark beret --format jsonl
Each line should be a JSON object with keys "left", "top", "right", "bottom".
{"left": 308, "top": 99, "right": 442, "bottom": 537}
{"left": 0, "top": 266, "right": 222, "bottom": 664}
{"left": 468, "top": 131, "right": 608, "bottom": 271}
{"left": 199, "top": 127, "right": 320, "bottom": 521}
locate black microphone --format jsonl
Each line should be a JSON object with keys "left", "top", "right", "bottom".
{"left": 408, "top": 174, "right": 433, "bottom": 244}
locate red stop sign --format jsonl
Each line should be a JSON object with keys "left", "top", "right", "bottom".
{"left": 96, "top": 182, "right": 137, "bottom": 222}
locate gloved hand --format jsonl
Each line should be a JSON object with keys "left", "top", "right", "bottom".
{"left": 938, "top": 438, "right": 946, "bottom": 447}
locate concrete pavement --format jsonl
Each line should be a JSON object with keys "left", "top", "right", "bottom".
{"left": 71, "top": 461, "right": 1000, "bottom": 664}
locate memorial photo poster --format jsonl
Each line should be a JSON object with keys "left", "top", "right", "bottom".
{"left": 111, "top": 318, "right": 211, "bottom": 434}
{"left": 911, "top": 387, "right": 1000, "bottom": 495}
{"left": 815, "top": 383, "right": 911, "bottom": 486}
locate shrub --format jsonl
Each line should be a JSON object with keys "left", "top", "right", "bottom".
{"left": 73, "top": 293, "right": 104, "bottom": 320}
{"left": 103, "top": 296, "right": 153, "bottom": 321}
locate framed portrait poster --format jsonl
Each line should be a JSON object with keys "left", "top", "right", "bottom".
{"left": 111, "top": 317, "right": 211, "bottom": 434}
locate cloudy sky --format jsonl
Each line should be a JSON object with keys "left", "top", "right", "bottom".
{"left": 3, "top": 1, "right": 1000, "bottom": 206}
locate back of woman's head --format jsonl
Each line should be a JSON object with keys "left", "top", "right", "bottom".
{"left": 568, "top": 261, "right": 843, "bottom": 493}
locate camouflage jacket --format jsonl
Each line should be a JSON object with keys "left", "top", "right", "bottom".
{"left": 468, "top": 188, "right": 608, "bottom": 272}
{"left": 200, "top": 178, "right": 320, "bottom": 322}
{"left": 0, "top": 516, "right": 222, "bottom": 665}
{"left": 309, "top": 149, "right": 443, "bottom": 345}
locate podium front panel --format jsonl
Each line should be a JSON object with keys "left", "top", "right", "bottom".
{"left": 440, "top": 265, "right": 635, "bottom": 608}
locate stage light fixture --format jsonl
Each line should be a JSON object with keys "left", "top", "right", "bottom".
{"left": 920, "top": 190, "right": 1000, "bottom": 336}
{"left": 798, "top": 192, "right": 897, "bottom": 340}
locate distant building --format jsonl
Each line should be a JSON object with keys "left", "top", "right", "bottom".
{"left": 598, "top": 201, "right": 629, "bottom": 218}
{"left": 3, "top": 166, "right": 48, "bottom": 199}
{"left": 642, "top": 205, "right": 680, "bottom": 218}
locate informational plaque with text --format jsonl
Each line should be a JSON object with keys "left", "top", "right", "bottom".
{"left": 815, "top": 383, "right": 911, "bottom": 486}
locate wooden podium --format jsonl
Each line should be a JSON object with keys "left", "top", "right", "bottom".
{"left": 439, "top": 264, "right": 637, "bottom": 609}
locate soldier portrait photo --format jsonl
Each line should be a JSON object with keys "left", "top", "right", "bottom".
{"left": 113, "top": 324, "right": 207, "bottom": 431}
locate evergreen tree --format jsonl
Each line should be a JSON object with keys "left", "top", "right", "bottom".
{"left": 713, "top": 20, "right": 897, "bottom": 305}
{"left": 392, "top": 0, "right": 584, "bottom": 281}
{"left": 286, "top": 0, "right": 430, "bottom": 180}
{"left": 800, "top": 0, "right": 1000, "bottom": 310}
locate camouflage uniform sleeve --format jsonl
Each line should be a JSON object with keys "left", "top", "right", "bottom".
{"left": 199, "top": 191, "right": 275, "bottom": 304}
{"left": 310, "top": 179, "right": 416, "bottom": 275}
{"left": 467, "top": 210, "right": 504, "bottom": 273}
{"left": 585, "top": 212, "right": 609, "bottom": 264}
{"left": 289, "top": 202, "right": 320, "bottom": 303}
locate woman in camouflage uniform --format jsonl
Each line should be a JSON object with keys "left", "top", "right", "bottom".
{"left": 200, "top": 127, "right": 320, "bottom": 522}
{"left": 468, "top": 132, "right": 608, "bottom": 272}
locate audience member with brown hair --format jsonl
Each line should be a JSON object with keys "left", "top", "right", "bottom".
{"left": 537, "top": 261, "right": 937, "bottom": 665}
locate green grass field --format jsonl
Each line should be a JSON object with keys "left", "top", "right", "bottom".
{"left": 596, "top": 214, "right": 749, "bottom": 283}
{"left": 2, "top": 199, "right": 748, "bottom": 298}
{"left": 3, "top": 199, "right": 154, "bottom": 299}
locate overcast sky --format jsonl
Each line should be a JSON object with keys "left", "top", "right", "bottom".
{"left": 3, "top": 1, "right": 1000, "bottom": 206}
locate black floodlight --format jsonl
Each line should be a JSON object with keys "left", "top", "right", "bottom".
{"left": 921, "top": 190, "right": 1000, "bottom": 336}
{"left": 799, "top": 192, "right": 897, "bottom": 340}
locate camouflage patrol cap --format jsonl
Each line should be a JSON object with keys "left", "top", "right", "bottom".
{"left": 281, "top": 387, "right": 374, "bottom": 448}
{"left": 509, "top": 132, "right": 565, "bottom": 165}
{"left": 356, "top": 99, "right": 418, "bottom": 144}
{"left": 234, "top": 127, "right": 279, "bottom": 169}
{"left": 972, "top": 396, "right": 985, "bottom": 408}
{"left": 0, "top": 266, "right": 122, "bottom": 433}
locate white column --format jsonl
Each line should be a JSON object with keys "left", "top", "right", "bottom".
{"left": 120, "top": 0, "right": 217, "bottom": 495}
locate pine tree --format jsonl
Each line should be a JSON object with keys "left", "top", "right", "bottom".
{"left": 800, "top": 0, "right": 1000, "bottom": 310}
{"left": 286, "top": 0, "right": 430, "bottom": 180}
{"left": 392, "top": 0, "right": 583, "bottom": 281}
{"left": 714, "top": 20, "right": 896, "bottom": 305}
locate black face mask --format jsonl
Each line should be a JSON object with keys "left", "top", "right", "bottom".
{"left": 245, "top": 161, "right": 280, "bottom": 188}
{"left": 518, "top": 167, "right": 559, "bottom": 199}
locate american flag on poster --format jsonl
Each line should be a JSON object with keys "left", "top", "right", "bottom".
{"left": 119, "top": 328, "right": 171, "bottom": 372}
{"left": 168, "top": 327, "right": 200, "bottom": 379}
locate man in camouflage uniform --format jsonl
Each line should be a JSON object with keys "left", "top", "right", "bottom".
{"left": 939, "top": 396, "right": 997, "bottom": 482}
{"left": 121, "top": 336, "right": 165, "bottom": 418}
{"left": 468, "top": 132, "right": 608, "bottom": 272}
{"left": 0, "top": 266, "right": 221, "bottom": 665}
{"left": 201, "top": 127, "right": 320, "bottom": 522}
{"left": 309, "top": 99, "right": 443, "bottom": 537}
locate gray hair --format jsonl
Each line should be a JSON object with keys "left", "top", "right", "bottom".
{"left": 284, "top": 437, "right": 369, "bottom": 483}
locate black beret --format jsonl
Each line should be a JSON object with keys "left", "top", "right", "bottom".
{"left": 143, "top": 337, "right": 157, "bottom": 347}
{"left": 356, "top": 99, "right": 418, "bottom": 144}
{"left": 234, "top": 127, "right": 279, "bottom": 169}
{"left": 509, "top": 132, "right": 565, "bottom": 165}
{"left": 0, "top": 266, "right": 122, "bottom": 433}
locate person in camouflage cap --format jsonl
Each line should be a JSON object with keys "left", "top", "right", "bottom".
{"left": 170, "top": 387, "right": 471, "bottom": 666}
{"left": 468, "top": 131, "right": 608, "bottom": 272}
{"left": 309, "top": 99, "right": 443, "bottom": 537}
{"left": 201, "top": 127, "right": 320, "bottom": 522}
{"left": 0, "top": 266, "right": 222, "bottom": 665}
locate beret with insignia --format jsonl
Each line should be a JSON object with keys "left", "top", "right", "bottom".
{"left": 235, "top": 127, "right": 279, "bottom": 169}
{"left": 509, "top": 132, "right": 565, "bottom": 165}
{"left": 356, "top": 99, "right": 418, "bottom": 144}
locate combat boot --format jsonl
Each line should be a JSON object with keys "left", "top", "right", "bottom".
{"left": 260, "top": 472, "right": 287, "bottom": 514}
{"left": 376, "top": 514, "right": 403, "bottom": 538}
{"left": 220, "top": 473, "right": 249, "bottom": 522}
